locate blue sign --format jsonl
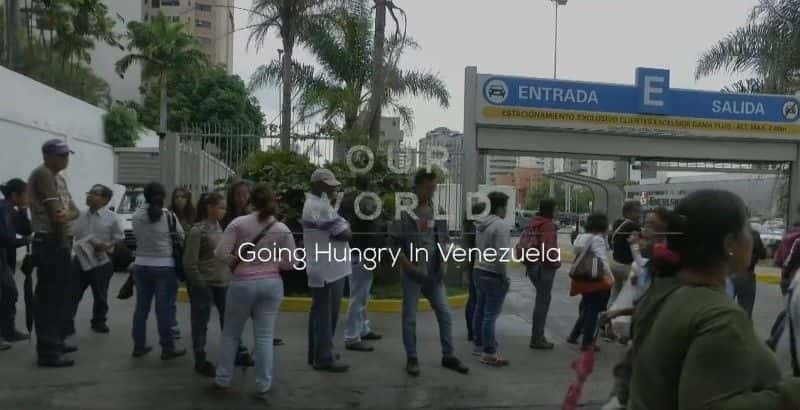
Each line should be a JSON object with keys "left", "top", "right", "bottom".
{"left": 482, "top": 68, "right": 800, "bottom": 123}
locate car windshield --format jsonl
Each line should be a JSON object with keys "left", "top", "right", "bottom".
{"left": 117, "top": 191, "right": 145, "bottom": 215}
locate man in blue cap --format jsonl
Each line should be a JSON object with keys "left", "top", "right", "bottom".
{"left": 27, "top": 139, "right": 79, "bottom": 367}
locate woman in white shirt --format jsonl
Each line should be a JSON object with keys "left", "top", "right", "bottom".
{"left": 130, "top": 182, "right": 185, "bottom": 360}
{"left": 568, "top": 213, "right": 614, "bottom": 351}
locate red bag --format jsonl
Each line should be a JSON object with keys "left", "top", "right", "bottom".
{"left": 515, "top": 225, "right": 542, "bottom": 263}
{"left": 569, "top": 274, "right": 614, "bottom": 297}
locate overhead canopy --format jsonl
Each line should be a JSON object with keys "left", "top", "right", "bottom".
{"left": 545, "top": 172, "right": 626, "bottom": 222}
{"left": 463, "top": 66, "right": 800, "bottom": 223}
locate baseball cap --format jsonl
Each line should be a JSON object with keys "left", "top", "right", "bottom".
{"left": 41, "top": 139, "right": 74, "bottom": 155}
{"left": 310, "top": 168, "right": 341, "bottom": 187}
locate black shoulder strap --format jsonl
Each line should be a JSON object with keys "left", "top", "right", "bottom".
{"left": 250, "top": 219, "right": 278, "bottom": 247}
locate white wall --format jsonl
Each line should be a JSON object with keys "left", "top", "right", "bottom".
{"left": 91, "top": 0, "right": 143, "bottom": 103}
{"left": 0, "top": 66, "right": 115, "bottom": 210}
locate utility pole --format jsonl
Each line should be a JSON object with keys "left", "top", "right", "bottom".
{"left": 4, "top": 0, "right": 19, "bottom": 68}
{"left": 548, "top": 0, "right": 567, "bottom": 199}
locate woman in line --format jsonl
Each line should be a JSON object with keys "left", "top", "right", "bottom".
{"left": 170, "top": 188, "right": 196, "bottom": 233}
{"left": 628, "top": 190, "right": 800, "bottom": 409}
{"left": 130, "top": 182, "right": 185, "bottom": 360}
{"left": 183, "top": 192, "right": 231, "bottom": 377}
{"left": 213, "top": 183, "right": 295, "bottom": 397}
{"left": 221, "top": 181, "right": 251, "bottom": 230}
{"left": 567, "top": 212, "right": 614, "bottom": 351}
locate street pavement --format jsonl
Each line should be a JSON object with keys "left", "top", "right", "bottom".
{"left": 0, "top": 246, "right": 787, "bottom": 409}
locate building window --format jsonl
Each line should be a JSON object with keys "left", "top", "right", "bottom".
{"left": 196, "top": 3, "right": 212, "bottom": 12}
{"left": 196, "top": 19, "right": 212, "bottom": 28}
{"left": 144, "top": 14, "right": 148, "bottom": 20}
{"left": 152, "top": 0, "right": 160, "bottom": 8}
{"left": 162, "top": 0, "right": 179, "bottom": 5}
{"left": 171, "top": 16, "right": 180, "bottom": 22}
{"left": 197, "top": 36, "right": 212, "bottom": 45}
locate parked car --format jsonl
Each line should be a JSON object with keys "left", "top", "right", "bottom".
{"left": 115, "top": 187, "right": 145, "bottom": 251}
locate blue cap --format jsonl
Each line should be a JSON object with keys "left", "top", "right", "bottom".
{"left": 41, "top": 139, "right": 74, "bottom": 155}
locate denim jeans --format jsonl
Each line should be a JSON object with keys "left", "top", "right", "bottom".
{"left": 465, "top": 264, "right": 478, "bottom": 341}
{"left": 307, "top": 277, "right": 346, "bottom": 366}
{"left": 345, "top": 260, "right": 373, "bottom": 343}
{"left": 189, "top": 284, "right": 226, "bottom": 355}
{"left": 215, "top": 277, "right": 283, "bottom": 394}
{"left": 569, "top": 289, "right": 611, "bottom": 347}
{"left": 32, "top": 236, "right": 72, "bottom": 360}
{"left": 732, "top": 273, "right": 757, "bottom": 317}
{"left": 131, "top": 265, "right": 179, "bottom": 350}
{"left": 527, "top": 263, "right": 557, "bottom": 340}
{"left": 0, "top": 262, "right": 19, "bottom": 339}
{"left": 401, "top": 274, "right": 454, "bottom": 359}
{"left": 471, "top": 269, "right": 484, "bottom": 347}
{"left": 474, "top": 270, "right": 509, "bottom": 354}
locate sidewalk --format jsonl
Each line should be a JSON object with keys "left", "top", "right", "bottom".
{"left": 0, "top": 272, "right": 612, "bottom": 410}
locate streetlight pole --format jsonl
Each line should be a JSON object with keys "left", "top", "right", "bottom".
{"left": 551, "top": 0, "right": 567, "bottom": 79}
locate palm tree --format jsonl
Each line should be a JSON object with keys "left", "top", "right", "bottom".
{"left": 249, "top": 2, "right": 449, "bottom": 158}
{"left": 695, "top": 0, "right": 800, "bottom": 94}
{"left": 115, "top": 14, "right": 205, "bottom": 133}
{"left": 247, "top": 0, "right": 330, "bottom": 151}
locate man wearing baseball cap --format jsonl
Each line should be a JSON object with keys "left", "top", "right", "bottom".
{"left": 27, "top": 139, "right": 79, "bottom": 367}
{"left": 303, "top": 168, "right": 352, "bottom": 372}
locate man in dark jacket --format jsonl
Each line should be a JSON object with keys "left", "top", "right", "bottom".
{"left": 0, "top": 178, "right": 32, "bottom": 345}
{"left": 732, "top": 228, "right": 766, "bottom": 318}
{"left": 524, "top": 199, "right": 561, "bottom": 350}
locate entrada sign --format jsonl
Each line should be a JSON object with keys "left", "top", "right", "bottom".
{"left": 478, "top": 68, "right": 800, "bottom": 137}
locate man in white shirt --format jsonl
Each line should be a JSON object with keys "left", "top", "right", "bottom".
{"left": 66, "top": 184, "right": 124, "bottom": 336}
{"left": 303, "top": 169, "right": 352, "bottom": 372}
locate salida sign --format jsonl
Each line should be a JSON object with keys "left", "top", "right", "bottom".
{"left": 481, "top": 68, "right": 800, "bottom": 124}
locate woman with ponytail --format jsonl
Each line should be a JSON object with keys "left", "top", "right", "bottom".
{"left": 213, "top": 183, "right": 295, "bottom": 397}
{"left": 130, "top": 182, "right": 186, "bottom": 360}
{"left": 628, "top": 190, "right": 800, "bottom": 409}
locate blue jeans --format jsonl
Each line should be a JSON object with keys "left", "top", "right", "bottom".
{"left": 527, "top": 263, "right": 557, "bottom": 340}
{"left": 132, "top": 265, "right": 179, "bottom": 350}
{"left": 345, "top": 260, "right": 373, "bottom": 343}
{"left": 401, "top": 274, "right": 454, "bottom": 359}
{"left": 215, "top": 277, "right": 283, "bottom": 393}
{"left": 474, "top": 270, "right": 509, "bottom": 354}
{"left": 308, "top": 277, "right": 346, "bottom": 366}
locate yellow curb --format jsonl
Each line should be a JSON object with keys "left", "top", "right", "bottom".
{"left": 756, "top": 273, "right": 781, "bottom": 285}
{"left": 178, "top": 287, "right": 468, "bottom": 313}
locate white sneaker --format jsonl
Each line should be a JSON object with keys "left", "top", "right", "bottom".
{"left": 601, "top": 396, "right": 624, "bottom": 410}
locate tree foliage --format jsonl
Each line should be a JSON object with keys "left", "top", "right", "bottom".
{"left": 525, "top": 181, "right": 593, "bottom": 214}
{"left": 104, "top": 104, "right": 143, "bottom": 147}
{"left": 131, "top": 65, "right": 266, "bottom": 133}
{"left": 248, "top": 0, "right": 449, "bottom": 143}
{"left": 696, "top": 0, "right": 800, "bottom": 93}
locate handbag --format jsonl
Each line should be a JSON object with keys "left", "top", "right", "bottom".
{"left": 20, "top": 251, "right": 34, "bottom": 276}
{"left": 166, "top": 212, "right": 185, "bottom": 281}
{"left": 568, "top": 236, "right": 604, "bottom": 281}
{"left": 231, "top": 218, "right": 277, "bottom": 271}
{"left": 570, "top": 273, "right": 614, "bottom": 296}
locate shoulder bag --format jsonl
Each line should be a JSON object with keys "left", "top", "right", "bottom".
{"left": 230, "top": 218, "right": 277, "bottom": 271}
{"left": 166, "top": 212, "right": 185, "bottom": 282}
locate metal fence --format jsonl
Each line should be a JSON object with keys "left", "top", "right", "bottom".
{"left": 172, "top": 124, "right": 466, "bottom": 233}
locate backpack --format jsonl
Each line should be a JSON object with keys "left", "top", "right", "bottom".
{"left": 775, "top": 228, "right": 800, "bottom": 267}
{"left": 515, "top": 221, "right": 543, "bottom": 265}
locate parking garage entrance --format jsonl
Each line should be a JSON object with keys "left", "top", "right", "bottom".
{"left": 462, "top": 66, "right": 800, "bottom": 223}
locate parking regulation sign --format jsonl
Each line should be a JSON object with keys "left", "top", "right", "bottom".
{"left": 484, "top": 78, "right": 509, "bottom": 105}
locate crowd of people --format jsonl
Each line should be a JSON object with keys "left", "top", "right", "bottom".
{"left": 2, "top": 139, "right": 800, "bottom": 408}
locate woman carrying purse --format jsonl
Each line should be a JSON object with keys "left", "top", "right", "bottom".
{"left": 567, "top": 212, "right": 614, "bottom": 351}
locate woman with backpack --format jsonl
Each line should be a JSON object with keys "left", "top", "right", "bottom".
{"left": 567, "top": 212, "right": 614, "bottom": 351}
{"left": 628, "top": 190, "right": 800, "bottom": 409}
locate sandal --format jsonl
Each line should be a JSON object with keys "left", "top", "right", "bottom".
{"left": 479, "top": 355, "right": 510, "bottom": 367}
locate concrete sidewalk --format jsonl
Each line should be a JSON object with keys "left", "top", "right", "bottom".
{"left": 0, "top": 272, "right": 617, "bottom": 410}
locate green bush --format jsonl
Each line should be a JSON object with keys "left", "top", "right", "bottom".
{"left": 104, "top": 104, "right": 142, "bottom": 147}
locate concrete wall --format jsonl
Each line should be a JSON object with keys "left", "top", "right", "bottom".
{"left": 90, "top": 0, "right": 143, "bottom": 103}
{"left": 0, "top": 66, "right": 115, "bottom": 209}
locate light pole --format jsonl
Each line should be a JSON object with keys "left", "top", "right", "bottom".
{"left": 551, "top": 0, "right": 567, "bottom": 80}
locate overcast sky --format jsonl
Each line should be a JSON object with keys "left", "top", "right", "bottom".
{"left": 232, "top": 0, "right": 758, "bottom": 143}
